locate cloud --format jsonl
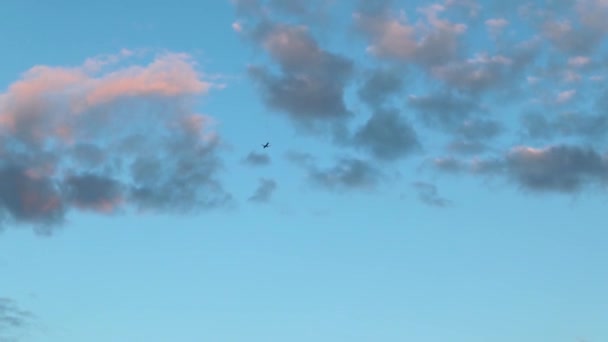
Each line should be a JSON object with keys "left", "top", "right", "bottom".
{"left": 249, "top": 178, "right": 277, "bottom": 202}
{"left": 408, "top": 90, "right": 481, "bottom": 131}
{"left": 485, "top": 18, "right": 509, "bottom": 36}
{"left": 357, "top": 67, "right": 404, "bottom": 108}
{"left": 308, "top": 157, "right": 383, "bottom": 192}
{"left": 286, "top": 149, "right": 383, "bottom": 191}
{"left": 445, "top": 0, "right": 481, "bottom": 17}
{"left": 243, "top": 151, "right": 271, "bottom": 166}
{"left": 0, "top": 298, "right": 35, "bottom": 341}
{"left": 229, "top": 0, "right": 608, "bottom": 200}
{"left": 520, "top": 111, "right": 608, "bottom": 142}
{"left": 568, "top": 56, "right": 592, "bottom": 68}
{"left": 506, "top": 145, "right": 608, "bottom": 192}
{"left": 62, "top": 173, "right": 124, "bottom": 213}
{"left": 457, "top": 118, "right": 502, "bottom": 141}
{"left": 445, "top": 139, "right": 488, "bottom": 155}
{"left": 248, "top": 60, "right": 352, "bottom": 125}
{"left": 577, "top": 0, "right": 608, "bottom": 33}
{"left": 232, "top": 21, "right": 244, "bottom": 32}
{"left": 268, "top": 0, "right": 336, "bottom": 22}
{"left": 0, "top": 51, "right": 231, "bottom": 234}
{"left": 555, "top": 89, "right": 577, "bottom": 103}
{"left": 232, "top": 0, "right": 334, "bottom": 21}
{"left": 235, "top": 7, "right": 354, "bottom": 134}
{"left": 542, "top": 19, "right": 603, "bottom": 55}
{"left": 0, "top": 165, "right": 65, "bottom": 229}
{"left": 429, "top": 45, "right": 538, "bottom": 94}
{"left": 433, "top": 156, "right": 468, "bottom": 173}
{"left": 433, "top": 145, "right": 608, "bottom": 193}
{"left": 412, "top": 181, "right": 451, "bottom": 207}
{"left": 441, "top": 115, "right": 503, "bottom": 155}
{"left": 352, "top": 108, "right": 420, "bottom": 161}
{"left": 353, "top": 3, "right": 467, "bottom": 67}
{"left": 284, "top": 150, "right": 315, "bottom": 167}
{"left": 523, "top": 0, "right": 608, "bottom": 55}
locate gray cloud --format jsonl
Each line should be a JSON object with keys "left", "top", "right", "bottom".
{"left": 68, "top": 143, "right": 107, "bottom": 169}
{"left": 127, "top": 139, "right": 232, "bottom": 213}
{"left": 0, "top": 164, "right": 65, "bottom": 233}
{"left": 445, "top": 139, "right": 488, "bottom": 155}
{"left": 284, "top": 150, "right": 316, "bottom": 167}
{"left": 506, "top": 145, "right": 607, "bottom": 192}
{"left": 308, "top": 157, "right": 383, "bottom": 192}
{"left": 268, "top": 0, "right": 335, "bottom": 22}
{"left": 519, "top": 0, "right": 608, "bottom": 55}
{"left": 232, "top": 0, "right": 608, "bottom": 200}
{"left": 407, "top": 91, "right": 502, "bottom": 152}
{"left": 0, "top": 52, "right": 231, "bottom": 234}
{"left": 457, "top": 118, "right": 503, "bottom": 141}
{"left": 232, "top": 0, "right": 334, "bottom": 21}
{"left": 286, "top": 150, "right": 383, "bottom": 192}
{"left": 62, "top": 173, "right": 123, "bottom": 213}
{"left": 433, "top": 156, "right": 468, "bottom": 173}
{"left": 408, "top": 91, "right": 481, "bottom": 130}
{"left": 412, "top": 181, "right": 452, "bottom": 207}
{"left": 577, "top": 0, "right": 608, "bottom": 34}
{"left": 520, "top": 111, "right": 608, "bottom": 142}
{"left": 352, "top": 108, "right": 420, "bottom": 161}
{"left": 249, "top": 178, "right": 278, "bottom": 203}
{"left": 248, "top": 63, "right": 351, "bottom": 122}
{"left": 242, "top": 20, "right": 354, "bottom": 132}
{"left": 430, "top": 42, "right": 539, "bottom": 94}
{"left": 357, "top": 67, "right": 404, "bottom": 108}
{"left": 243, "top": 151, "right": 271, "bottom": 166}
{"left": 434, "top": 145, "right": 608, "bottom": 193}
{"left": 542, "top": 19, "right": 603, "bottom": 55}
{"left": 0, "top": 298, "right": 34, "bottom": 341}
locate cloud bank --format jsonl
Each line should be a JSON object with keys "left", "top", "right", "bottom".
{"left": 0, "top": 51, "right": 231, "bottom": 234}
{"left": 231, "top": 0, "right": 608, "bottom": 199}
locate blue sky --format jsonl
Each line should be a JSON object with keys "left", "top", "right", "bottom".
{"left": 1, "top": 0, "right": 607, "bottom": 341}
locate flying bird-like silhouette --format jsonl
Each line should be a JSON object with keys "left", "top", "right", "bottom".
{"left": 262, "top": 142, "right": 270, "bottom": 149}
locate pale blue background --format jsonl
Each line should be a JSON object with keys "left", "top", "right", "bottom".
{"left": 1, "top": 1, "right": 607, "bottom": 341}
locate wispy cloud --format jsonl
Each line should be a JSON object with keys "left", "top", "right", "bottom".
{"left": 0, "top": 298, "right": 35, "bottom": 341}
{"left": 308, "top": 157, "right": 383, "bottom": 192}
{"left": 243, "top": 151, "right": 271, "bottom": 166}
{"left": 249, "top": 178, "right": 278, "bottom": 202}
{"left": 412, "top": 181, "right": 452, "bottom": 207}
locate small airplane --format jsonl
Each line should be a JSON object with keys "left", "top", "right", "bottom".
{"left": 262, "top": 142, "right": 270, "bottom": 149}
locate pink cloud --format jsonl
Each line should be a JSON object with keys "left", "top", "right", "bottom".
{"left": 232, "top": 21, "right": 243, "bottom": 32}
{"left": 354, "top": 4, "right": 467, "bottom": 66}
{"left": 556, "top": 89, "right": 576, "bottom": 103}
{"left": 567, "top": 56, "right": 591, "bottom": 67}
{"left": 83, "top": 48, "right": 135, "bottom": 73}
{"left": 485, "top": 18, "right": 509, "bottom": 36}
{"left": 85, "top": 53, "right": 211, "bottom": 107}
{"left": 0, "top": 51, "right": 216, "bottom": 143}
{"left": 354, "top": 11, "right": 417, "bottom": 60}
{"left": 0, "top": 50, "right": 230, "bottom": 230}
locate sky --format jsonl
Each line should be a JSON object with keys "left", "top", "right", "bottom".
{"left": 0, "top": 0, "right": 607, "bottom": 341}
